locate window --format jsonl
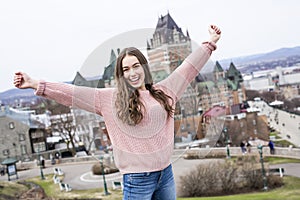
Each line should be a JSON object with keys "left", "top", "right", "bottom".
{"left": 3, "top": 149, "right": 9, "bottom": 156}
{"left": 33, "top": 142, "right": 46, "bottom": 153}
{"left": 19, "top": 134, "right": 26, "bottom": 141}
{"left": 31, "top": 131, "right": 44, "bottom": 139}
{"left": 9, "top": 122, "right": 15, "bottom": 129}
{"left": 20, "top": 145, "right": 27, "bottom": 155}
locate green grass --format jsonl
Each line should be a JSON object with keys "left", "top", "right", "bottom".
{"left": 265, "top": 157, "right": 300, "bottom": 164}
{"left": 229, "top": 156, "right": 300, "bottom": 165}
{"left": 27, "top": 174, "right": 123, "bottom": 199}
{"left": 270, "top": 132, "right": 281, "bottom": 139}
{"left": 0, "top": 181, "right": 29, "bottom": 199}
{"left": 1, "top": 175, "right": 300, "bottom": 200}
{"left": 178, "top": 176, "right": 300, "bottom": 200}
{"left": 274, "top": 140, "right": 295, "bottom": 147}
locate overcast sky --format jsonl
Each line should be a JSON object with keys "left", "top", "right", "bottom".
{"left": 1, "top": 0, "right": 300, "bottom": 92}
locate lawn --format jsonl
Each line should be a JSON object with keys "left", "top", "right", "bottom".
{"left": 27, "top": 174, "right": 123, "bottom": 199}
{"left": 178, "top": 176, "right": 300, "bottom": 200}
{"left": 265, "top": 157, "right": 300, "bottom": 164}
{"left": 0, "top": 180, "right": 29, "bottom": 199}
{"left": 1, "top": 175, "right": 298, "bottom": 200}
{"left": 1, "top": 156, "right": 300, "bottom": 199}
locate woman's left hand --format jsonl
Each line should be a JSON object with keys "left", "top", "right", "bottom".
{"left": 209, "top": 25, "right": 221, "bottom": 43}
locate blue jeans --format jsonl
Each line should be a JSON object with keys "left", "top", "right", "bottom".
{"left": 122, "top": 164, "right": 176, "bottom": 200}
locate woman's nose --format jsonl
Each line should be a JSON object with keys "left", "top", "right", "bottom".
{"left": 129, "top": 68, "right": 135, "bottom": 75}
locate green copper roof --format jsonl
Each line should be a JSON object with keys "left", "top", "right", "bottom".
{"left": 1, "top": 157, "right": 18, "bottom": 165}
{"left": 226, "top": 62, "right": 243, "bottom": 90}
{"left": 152, "top": 70, "right": 169, "bottom": 82}
{"left": 213, "top": 61, "right": 224, "bottom": 73}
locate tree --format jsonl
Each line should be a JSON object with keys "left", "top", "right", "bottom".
{"left": 50, "top": 113, "right": 77, "bottom": 156}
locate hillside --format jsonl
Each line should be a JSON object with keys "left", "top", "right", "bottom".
{"left": 219, "top": 46, "right": 300, "bottom": 70}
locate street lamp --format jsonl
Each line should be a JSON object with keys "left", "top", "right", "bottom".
{"left": 223, "top": 127, "right": 231, "bottom": 159}
{"left": 37, "top": 147, "right": 45, "bottom": 180}
{"left": 100, "top": 156, "right": 110, "bottom": 195}
{"left": 257, "top": 144, "right": 268, "bottom": 191}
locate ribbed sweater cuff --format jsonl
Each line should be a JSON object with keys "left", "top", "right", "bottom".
{"left": 202, "top": 41, "right": 217, "bottom": 52}
{"left": 34, "top": 80, "right": 46, "bottom": 96}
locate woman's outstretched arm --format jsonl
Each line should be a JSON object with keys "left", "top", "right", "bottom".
{"left": 13, "top": 72, "right": 101, "bottom": 114}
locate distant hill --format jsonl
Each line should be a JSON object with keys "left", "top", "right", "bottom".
{"left": 0, "top": 81, "right": 71, "bottom": 105}
{"left": 219, "top": 46, "right": 300, "bottom": 68}
{"left": 0, "top": 88, "right": 37, "bottom": 104}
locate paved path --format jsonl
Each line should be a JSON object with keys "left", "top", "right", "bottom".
{"left": 270, "top": 163, "right": 300, "bottom": 178}
{"left": 0, "top": 156, "right": 222, "bottom": 190}
{"left": 1, "top": 156, "right": 300, "bottom": 192}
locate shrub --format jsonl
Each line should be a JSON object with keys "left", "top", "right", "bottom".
{"left": 92, "top": 163, "right": 119, "bottom": 175}
{"left": 267, "top": 174, "right": 284, "bottom": 189}
{"left": 218, "top": 161, "right": 239, "bottom": 194}
{"left": 178, "top": 155, "right": 284, "bottom": 197}
{"left": 179, "top": 162, "right": 221, "bottom": 197}
{"left": 239, "top": 155, "right": 264, "bottom": 189}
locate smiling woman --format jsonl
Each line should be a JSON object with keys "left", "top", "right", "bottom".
{"left": 13, "top": 25, "right": 221, "bottom": 200}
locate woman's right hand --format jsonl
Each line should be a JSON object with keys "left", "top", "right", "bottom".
{"left": 13, "top": 72, "right": 38, "bottom": 90}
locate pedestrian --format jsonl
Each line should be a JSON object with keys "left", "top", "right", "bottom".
{"left": 50, "top": 154, "right": 56, "bottom": 165}
{"left": 240, "top": 141, "right": 247, "bottom": 155}
{"left": 14, "top": 25, "right": 221, "bottom": 200}
{"left": 246, "top": 140, "right": 252, "bottom": 153}
{"left": 0, "top": 165, "right": 5, "bottom": 176}
{"left": 268, "top": 140, "right": 275, "bottom": 154}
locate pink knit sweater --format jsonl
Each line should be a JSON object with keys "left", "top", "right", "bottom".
{"left": 35, "top": 42, "right": 216, "bottom": 174}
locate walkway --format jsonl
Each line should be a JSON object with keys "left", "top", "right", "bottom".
{"left": 1, "top": 155, "right": 300, "bottom": 190}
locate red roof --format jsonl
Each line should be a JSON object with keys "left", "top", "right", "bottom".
{"left": 203, "top": 106, "right": 226, "bottom": 118}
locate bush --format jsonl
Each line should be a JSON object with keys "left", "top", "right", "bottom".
{"left": 92, "top": 163, "right": 119, "bottom": 175}
{"left": 179, "top": 162, "right": 222, "bottom": 197}
{"left": 218, "top": 161, "right": 239, "bottom": 194}
{"left": 267, "top": 174, "right": 284, "bottom": 189}
{"left": 239, "top": 155, "right": 264, "bottom": 189}
{"left": 178, "top": 155, "right": 285, "bottom": 197}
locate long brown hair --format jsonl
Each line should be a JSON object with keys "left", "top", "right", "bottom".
{"left": 114, "top": 47, "right": 174, "bottom": 125}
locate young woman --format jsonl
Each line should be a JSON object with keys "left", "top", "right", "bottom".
{"left": 14, "top": 25, "right": 221, "bottom": 199}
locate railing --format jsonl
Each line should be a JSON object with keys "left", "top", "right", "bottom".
{"left": 15, "top": 147, "right": 300, "bottom": 170}
{"left": 185, "top": 146, "right": 300, "bottom": 159}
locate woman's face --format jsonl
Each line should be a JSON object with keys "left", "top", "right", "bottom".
{"left": 122, "top": 55, "right": 146, "bottom": 90}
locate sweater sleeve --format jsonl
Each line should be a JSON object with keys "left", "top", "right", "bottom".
{"left": 34, "top": 81, "right": 102, "bottom": 115}
{"left": 157, "top": 42, "right": 216, "bottom": 102}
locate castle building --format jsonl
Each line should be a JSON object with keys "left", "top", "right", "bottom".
{"left": 147, "top": 13, "right": 192, "bottom": 83}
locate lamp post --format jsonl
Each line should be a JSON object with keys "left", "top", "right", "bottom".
{"left": 257, "top": 144, "right": 268, "bottom": 191}
{"left": 100, "top": 156, "right": 110, "bottom": 195}
{"left": 223, "top": 127, "right": 231, "bottom": 159}
{"left": 37, "top": 147, "right": 45, "bottom": 180}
